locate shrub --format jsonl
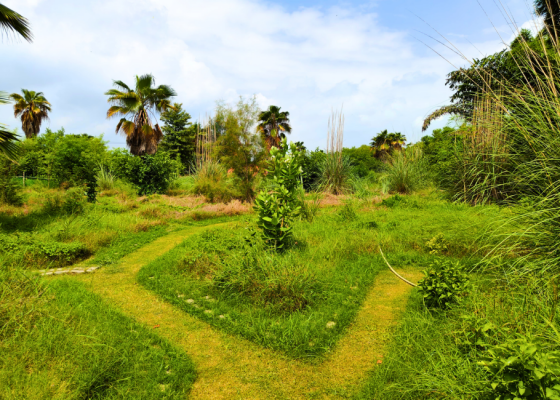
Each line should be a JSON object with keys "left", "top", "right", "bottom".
{"left": 0, "top": 156, "right": 22, "bottom": 206}
{"left": 380, "top": 145, "right": 429, "bottom": 194}
{"left": 110, "top": 149, "right": 179, "bottom": 195}
{"left": 192, "top": 160, "right": 238, "bottom": 203}
{"left": 254, "top": 139, "right": 303, "bottom": 249}
{"left": 426, "top": 233, "right": 450, "bottom": 255}
{"left": 381, "top": 194, "right": 404, "bottom": 208}
{"left": 478, "top": 336, "right": 560, "bottom": 400}
{"left": 417, "top": 259, "right": 470, "bottom": 309}
{"left": 301, "top": 148, "right": 325, "bottom": 191}
{"left": 62, "top": 187, "right": 88, "bottom": 214}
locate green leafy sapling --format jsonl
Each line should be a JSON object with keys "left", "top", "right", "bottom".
{"left": 254, "top": 138, "right": 304, "bottom": 249}
{"left": 417, "top": 259, "right": 470, "bottom": 309}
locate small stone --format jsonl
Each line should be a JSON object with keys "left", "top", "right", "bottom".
{"left": 71, "top": 270, "right": 85, "bottom": 274}
{"left": 204, "top": 309, "right": 213, "bottom": 315}
{"left": 42, "top": 272, "right": 54, "bottom": 276}
{"left": 186, "top": 299, "right": 195, "bottom": 304}
{"left": 326, "top": 321, "right": 336, "bottom": 329}
{"left": 54, "top": 271, "right": 67, "bottom": 275}
{"left": 218, "top": 315, "right": 225, "bottom": 319}
{"left": 177, "top": 294, "right": 184, "bottom": 298}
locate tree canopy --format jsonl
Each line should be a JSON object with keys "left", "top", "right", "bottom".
{"left": 256, "top": 105, "right": 292, "bottom": 150}
{"left": 105, "top": 74, "right": 176, "bottom": 156}
{"left": 10, "top": 89, "right": 51, "bottom": 139}
{"left": 160, "top": 103, "right": 197, "bottom": 172}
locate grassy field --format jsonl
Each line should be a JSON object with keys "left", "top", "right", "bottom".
{"left": 137, "top": 192, "right": 498, "bottom": 360}
{"left": 2, "top": 182, "right": 551, "bottom": 399}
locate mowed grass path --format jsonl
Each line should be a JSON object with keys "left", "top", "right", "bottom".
{"left": 63, "top": 223, "right": 421, "bottom": 399}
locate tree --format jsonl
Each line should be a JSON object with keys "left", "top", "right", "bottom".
{"left": 159, "top": 103, "right": 197, "bottom": 172}
{"left": 1, "top": 3, "right": 31, "bottom": 159}
{"left": 213, "top": 96, "right": 265, "bottom": 201}
{"left": 535, "top": 0, "right": 560, "bottom": 40}
{"left": 256, "top": 105, "right": 292, "bottom": 150}
{"left": 0, "top": 92, "right": 19, "bottom": 160}
{"left": 9, "top": 89, "right": 51, "bottom": 139}
{"left": 422, "top": 29, "right": 555, "bottom": 131}
{"left": 105, "top": 74, "right": 176, "bottom": 156}
{"left": 370, "top": 130, "right": 406, "bottom": 159}
{"left": 0, "top": 3, "right": 32, "bottom": 42}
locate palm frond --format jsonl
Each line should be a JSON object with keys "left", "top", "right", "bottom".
{"left": 136, "top": 74, "right": 155, "bottom": 92}
{"left": 112, "top": 80, "right": 132, "bottom": 92}
{"left": 422, "top": 104, "right": 464, "bottom": 132}
{"left": 0, "top": 4, "right": 32, "bottom": 42}
{"left": 0, "top": 124, "right": 20, "bottom": 160}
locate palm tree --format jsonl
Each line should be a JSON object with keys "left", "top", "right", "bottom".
{"left": 256, "top": 105, "right": 292, "bottom": 150}
{"left": 0, "top": 3, "right": 32, "bottom": 42}
{"left": 387, "top": 132, "right": 406, "bottom": 151}
{"left": 370, "top": 130, "right": 406, "bottom": 159}
{"left": 0, "top": 92, "right": 19, "bottom": 159}
{"left": 105, "top": 74, "right": 177, "bottom": 156}
{"left": 9, "top": 89, "right": 51, "bottom": 139}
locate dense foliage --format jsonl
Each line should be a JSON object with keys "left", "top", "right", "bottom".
{"left": 159, "top": 102, "right": 197, "bottom": 173}
{"left": 110, "top": 148, "right": 180, "bottom": 195}
{"left": 254, "top": 139, "right": 304, "bottom": 249}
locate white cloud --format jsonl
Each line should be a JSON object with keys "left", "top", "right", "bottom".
{"left": 1, "top": 0, "right": 509, "bottom": 149}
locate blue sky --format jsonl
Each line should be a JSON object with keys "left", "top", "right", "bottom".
{"left": 1, "top": 0, "right": 534, "bottom": 150}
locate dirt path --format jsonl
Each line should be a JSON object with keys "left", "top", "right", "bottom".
{"left": 65, "top": 224, "right": 422, "bottom": 399}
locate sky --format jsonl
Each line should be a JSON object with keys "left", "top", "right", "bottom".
{"left": 1, "top": 0, "right": 537, "bottom": 150}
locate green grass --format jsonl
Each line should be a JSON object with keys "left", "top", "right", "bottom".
{"left": 0, "top": 181, "right": 250, "bottom": 270}
{"left": 138, "top": 193, "right": 496, "bottom": 359}
{"left": 0, "top": 269, "right": 196, "bottom": 399}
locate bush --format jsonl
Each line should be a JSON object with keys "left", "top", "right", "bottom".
{"left": 301, "top": 148, "right": 325, "bottom": 191}
{"left": 417, "top": 259, "right": 470, "bottom": 309}
{"left": 62, "top": 187, "right": 88, "bottom": 214}
{"left": 380, "top": 146, "right": 429, "bottom": 194}
{"left": 479, "top": 336, "right": 560, "bottom": 400}
{"left": 342, "top": 145, "right": 383, "bottom": 177}
{"left": 0, "top": 156, "right": 22, "bottom": 206}
{"left": 192, "top": 160, "right": 238, "bottom": 203}
{"left": 110, "top": 149, "right": 180, "bottom": 195}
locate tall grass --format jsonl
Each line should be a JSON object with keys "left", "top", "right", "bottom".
{"left": 95, "top": 163, "right": 115, "bottom": 191}
{"left": 380, "top": 146, "right": 429, "bottom": 194}
{"left": 318, "top": 110, "right": 353, "bottom": 194}
{"left": 192, "top": 160, "right": 238, "bottom": 203}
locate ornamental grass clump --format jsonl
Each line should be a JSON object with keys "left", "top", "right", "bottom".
{"left": 317, "top": 110, "right": 353, "bottom": 194}
{"left": 254, "top": 138, "right": 304, "bottom": 249}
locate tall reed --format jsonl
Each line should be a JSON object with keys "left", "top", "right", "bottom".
{"left": 318, "top": 109, "right": 353, "bottom": 194}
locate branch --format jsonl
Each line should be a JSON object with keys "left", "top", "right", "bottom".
{"left": 378, "top": 246, "right": 418, "bottom": 287}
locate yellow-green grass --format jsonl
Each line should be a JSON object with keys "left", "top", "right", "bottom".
{"left": 0, "top": 269, "right": 195, "bottom": 399}
{"left": 137, "top": 193, "right": 498, "bottom": 359}
{"left": 63, "top": 223, "right": 422, "bottom": 399}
